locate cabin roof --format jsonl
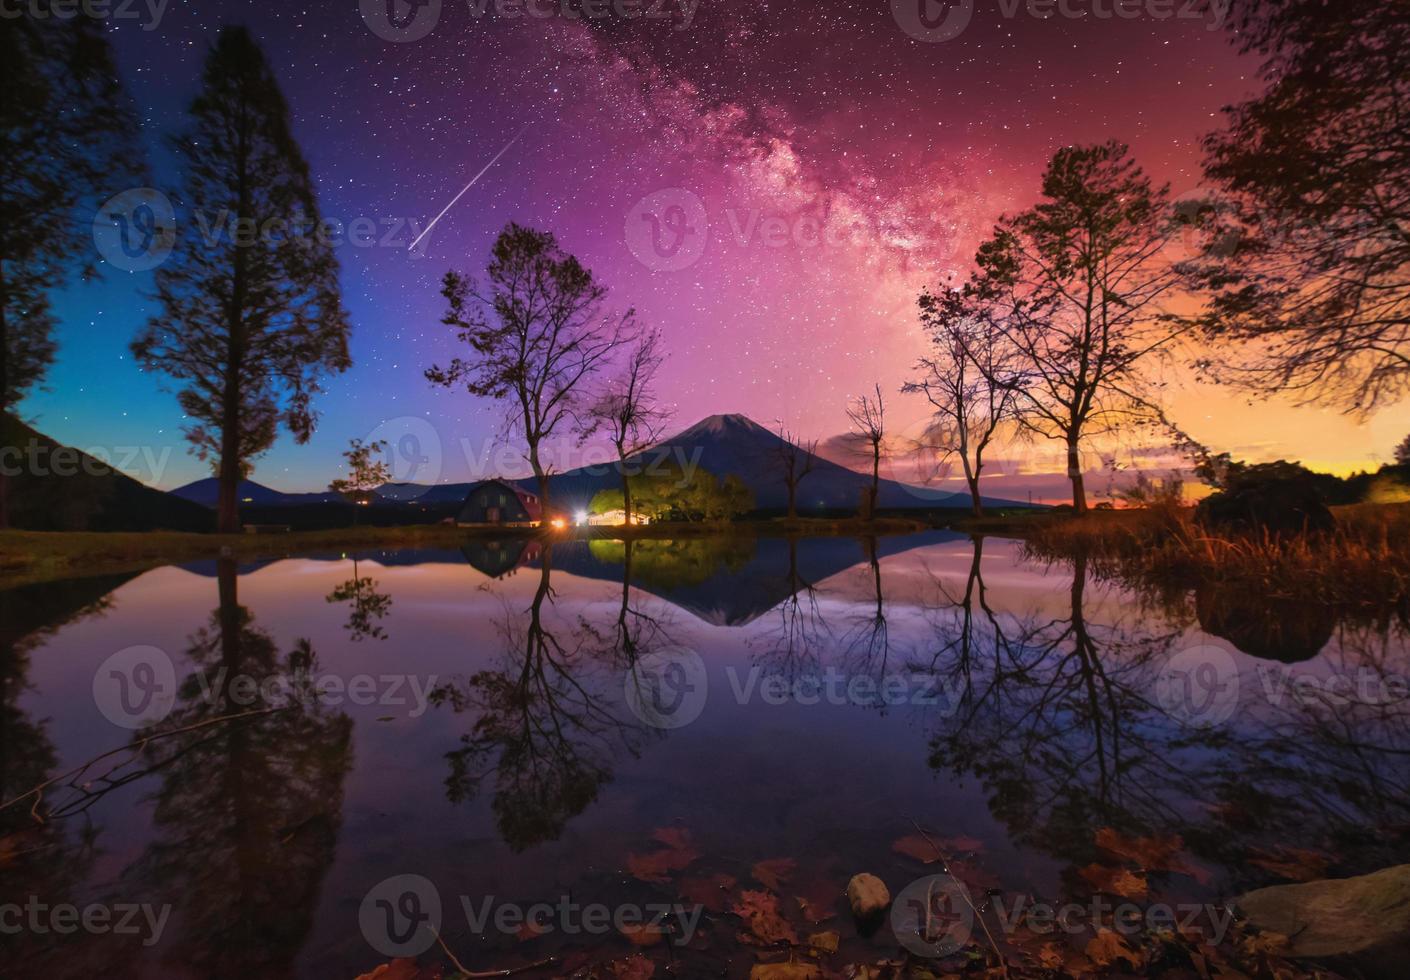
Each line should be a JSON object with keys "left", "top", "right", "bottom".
{"left": 461, "top": 478, "right": 542, "bottom": 519}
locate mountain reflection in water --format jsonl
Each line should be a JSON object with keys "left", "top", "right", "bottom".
{"left": 1, "top": 533, "right": 1406, "bottom": 978}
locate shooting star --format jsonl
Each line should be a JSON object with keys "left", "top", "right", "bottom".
{"left": 408, "top": 124, "right": 528, "bottom": 253}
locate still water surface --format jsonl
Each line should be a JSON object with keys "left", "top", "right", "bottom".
{"left": 2, "top": 532, "right": 1406, "bottom": 977}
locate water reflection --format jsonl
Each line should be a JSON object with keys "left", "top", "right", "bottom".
{"left": 1, "top": 533, "right": 1407, "bottom": 976}
{"left": 923, "top": 537, "right": 1410, "bottom": 893}
{"left": 130, "top": 557, "right": 353, "bottom": 977}
{"left": 325, "top": 557, "right": 394, "bottom": 642}
{"left": 430, "top": 546, "right": 651, "bottom": 851}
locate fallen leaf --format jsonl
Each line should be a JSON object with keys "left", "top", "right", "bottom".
{"left": 608, "top": 954, "right": 656, "bottom": 980}
{"left": 1240, "top": 930, "right": 1291, "bottom": 956}
{"left": 619, "top": 922, "right": 664, "bottom": 947}
{"left": 355, "top": 960, "right": 429, "bottom": 980}
{"left": 679, "top": 873, "right": 737, "bottom": 910}
{"left": 1085, "top": 928, "right": 1141, "bottom": 970}
{"left": 892, "top": 835, "right": 940, "bottom": 863}
{"left": 1247, "top": 848, "right": 1329, "bottom": 882}
{"left": 1036, "top": 943, "right": 1065, "bottom": 969}
{"left": 1094, "top": 827, "right": 1210, "bottom": 884}
{"left": 749, "top": 963, "right": 821, "bottom": 980}
{"left": 753, "top": 857, "right": 797, "bottom": 891}
{"left": 807, "top": 930, "right": 839, "bottom": 953}
{"left": 733, "top": 889, "right": 799, "bottom": 945}
{"left": 627, "top": 827, "right": 700, "bottom": 883}
{"left": 1079, "top": 863, "right": 1149, "bottom": 899}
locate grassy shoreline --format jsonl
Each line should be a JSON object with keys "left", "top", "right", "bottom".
{"left": 1009, "top": 502, "right": 1410, "bottom": 614}
{"left": 0, "top": 516, "right": 934, "bottom": 589}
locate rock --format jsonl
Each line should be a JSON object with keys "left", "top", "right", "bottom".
{"left": 1234, "top": 864, "right": 1410, "bottom": 979}
{"left": 846, "top": 873, "right": 891, "bottom": 920}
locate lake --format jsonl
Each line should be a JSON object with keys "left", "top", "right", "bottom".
{"left": 2, "top": 532, "right": 1406, "bottom": 978}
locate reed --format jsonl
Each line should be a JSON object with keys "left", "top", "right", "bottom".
{"left": 1023, "top": 503, "right": 1410, "bottom": 612}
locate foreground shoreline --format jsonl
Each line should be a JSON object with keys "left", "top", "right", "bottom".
{"left": 0, "top": 516, "right": 938, "bottom": 589}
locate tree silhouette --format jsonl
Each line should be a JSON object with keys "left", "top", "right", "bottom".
{"left": 1, "top": 9, "right": 141, "bottom": 527}
{"left": 903, "top": 286, "right": 1024, "bottom": 517}
{"left": 1193, "top": 0, "right": 1409, "bottom": 412}
{"left": 329, "top": 438, "right": 391, "bottom": 522}
{"left": 770, "top": 425, "right": 818, "bottom": 519}
{"left": 972, "top": 142, "right": 1185, "bottom": 512}
{"left": 131, "top": 27, "right": 350, "bottom": 533}
{"left": 844, "top": 384, "right": 886, "bottom": 518}
{"left": 428, "top": 224, "right": 632, "bottom": 521}
{"left": 582, "top": 327, "right": 669, "bottom": 526}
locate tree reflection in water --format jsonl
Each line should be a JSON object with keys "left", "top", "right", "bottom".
{"left": 0, "top": 577, "right": 131, "bottom": 975}
{"left": 324, "top": 556, "right": 393, "bottom": 642}
{"left": 748, "top": 535, "right": 832, "bottom": 686}
{"left": 919, "top": 536, "right": 1410, "bottom": 891}
{"left": 129, "top": 557, "right": 353, "bottom": 978}
{"left": 433, "top": 544, "right": 651, "bottom": 851}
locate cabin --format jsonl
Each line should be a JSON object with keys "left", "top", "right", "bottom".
{"left": 456, "top": 479, "right": 542, "bottom": 527}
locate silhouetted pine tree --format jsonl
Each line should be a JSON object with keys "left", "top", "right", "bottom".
{"left": 132, "top": 26, "right": 349, "bottom": 533}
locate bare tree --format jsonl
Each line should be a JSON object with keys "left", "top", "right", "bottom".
{"left": 428, "top": 224, "right": 631, "bottom": 520}
{"left": 902, "top": 286, "right": 1021, "bottom": 517}
{"left": 770, "top": 425, "right": 819, "bottom": 520}
{"left": 845, "top": 384, "right": 885, "bottom": 518}
{"left": 582, "top": 327, "right": 669, "bottom": 526}
{"left": 973, "top": 142, "right": 1186, "bottom": 512}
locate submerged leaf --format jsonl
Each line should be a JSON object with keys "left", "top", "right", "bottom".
{"left": 733, "top": 889, "right": 799, "bottom": 945}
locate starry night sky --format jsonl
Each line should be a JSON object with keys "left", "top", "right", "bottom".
{"left": 23, "top": 0, "right": 1405, "bottom": 493}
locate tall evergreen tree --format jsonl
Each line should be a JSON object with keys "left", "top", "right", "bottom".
{"left": 132, "top": 27, "right": 350, "bottom": 533}
{"left": 1, "top": 8, "right": 140, "bottom": 527}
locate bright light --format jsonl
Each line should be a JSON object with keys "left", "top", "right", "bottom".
{"left": 574, "top": 510, "right": 588, "bottom": 525}
{"left": 549, "top": 517, "right": 567, "bottom": 530}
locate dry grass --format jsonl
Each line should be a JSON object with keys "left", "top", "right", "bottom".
{"left": 1023, "top": 502, "right": 1410, "bottom": 612}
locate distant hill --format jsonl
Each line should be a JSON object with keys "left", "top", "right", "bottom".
{"left": 169, "top": 477, "right": 342, "bottom": 507}
{"left": 2, "top": 414, "right": 212, "bottom": 531}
